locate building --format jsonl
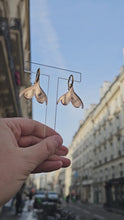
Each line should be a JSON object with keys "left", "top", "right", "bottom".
{"left": 92, "top": 66, "right": 124, "bottom": 209}
{"left": 57, "top": 168, "right": 66, "bottom": 197}
{"left": 53, "top": 169, "right": 61, "bottom": 194}
{"left": 64, "top": 144, "right": 73, "bottom": 197}
{"left": 34, "top": 174, "right": 47, "bottom": 190}
{"left": 0, "top": 0, "right": 31, "bottom": 118}
{"left": 0, "top": 1, "right": 32, "bottom": 206}
{"left": 69, "top": 66, "right": 124, "bottom": 211}
{"left": 70, "top": 111, "right": 94, "bottom": 202}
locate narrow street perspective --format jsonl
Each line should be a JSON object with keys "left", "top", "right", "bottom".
{"left": 0, "top": 196, "right": 124, "bottom": 220}
{"left": 0, "top": 1, "right": 124, "bottom": 220}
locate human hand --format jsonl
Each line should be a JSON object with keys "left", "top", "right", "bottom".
{"left": 0, "top": 118, "right": 71, "bottom": 206}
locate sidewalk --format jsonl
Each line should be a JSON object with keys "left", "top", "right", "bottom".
{"left": 65, "top": 199, "right": 124, "bottom": 217}
{"left": 104, "top": 206, "right": 124, "bottom": 216}
{"left": 0, "top": 206, "right": 15, "bottom": 220}
{"left": 0, "top": 206, "right": 36, "bottom": 220}
{"left": 83, "top": 201, "right": 124, "bottom": 216}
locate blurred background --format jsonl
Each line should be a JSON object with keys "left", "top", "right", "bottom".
{"left": 0, "top": 0, "right": 124, "bottom": 219}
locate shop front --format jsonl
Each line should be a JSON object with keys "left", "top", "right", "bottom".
{"left": 81, "top": 180, "right": 93, "bottom": 203}
{"left": 105, "top": 177, "right": 124, "bottom": 210}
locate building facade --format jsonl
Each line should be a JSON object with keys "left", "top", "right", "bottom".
{"left": 69, "top": 66, "right": 124, "bottom": 210}
{"left": 0, "top": 1, "right": 32, "bottom": 207}
{"left": 70, "top": 113, "right": 94, "bottom": 202}
{"left": 0, "top": 0, "right": 31, "bottom": 118}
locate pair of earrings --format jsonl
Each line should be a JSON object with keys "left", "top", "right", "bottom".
{"left": 19, "top": 68, "right": 84, "bottom": 109}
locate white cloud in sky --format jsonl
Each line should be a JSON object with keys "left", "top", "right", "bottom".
{"left": 31, "top": 0, "right": 65, "bottom": 67}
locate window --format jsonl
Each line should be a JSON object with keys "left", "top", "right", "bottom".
{"left": 104, "top": 145, "right": 106, "bottom": 150}
{"left": 109, "top": 120, "right": 112, "bottom": 126}
{"left": 111, "top": 155, "right": 113, "bottom": 160}
{"left": 105, "top": 175, "right": 108, "bottom": 181}
{"left": 120, "top": 171, "right": 123, "bottom": 176}
{"left": 116, "top": 113, "right": 120, "bottom": 119}
{"left": 112, "top": 173, "right": 115, "bottom": 179}
{"left": 117, "top": 135, "right": 120, "bottom": 141}
{"left": 119, "top": 163, "right": 123, "bottom": 172}
{"left": 94, "top": 162, "right": 97, "bottom": 167}
{"left": 104, "top": 157, "right": 107, "bottom": 163}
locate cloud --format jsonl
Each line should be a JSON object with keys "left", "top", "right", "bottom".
{"left": 31, "top": 0, "right": 65, "bottom": 67}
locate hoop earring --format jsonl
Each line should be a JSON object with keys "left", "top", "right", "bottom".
{"left": 19, "top": 68, "right": 48, "bottom": 105}
{"left": 57, "top": 74, "right": 83, "bottom": 108}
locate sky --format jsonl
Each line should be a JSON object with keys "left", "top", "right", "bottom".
{"left": 30, "top": 0, "right": 124, "bottom": 147}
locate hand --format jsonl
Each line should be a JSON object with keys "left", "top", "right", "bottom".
{"left": 0, "top": 118, "right": 71, "bottom": 206}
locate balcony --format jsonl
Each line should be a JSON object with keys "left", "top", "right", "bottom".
{"left": 0, "top": 17, "right": 22, "bottom": 117}
{"left": 108, "top": 114, "right": 114, "bottom": 121}
{"left": 114, "top": 107, "right": 121, "bottom": 117}
{"left": 9, "top": 18, "right": 25, "bottom": 85}
{"left": 107, "top": 131, "right": 112, "bottom": 141}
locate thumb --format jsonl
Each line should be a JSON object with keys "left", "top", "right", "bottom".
{"left": 23, "top": 135, "right": 63, "bottom": 168}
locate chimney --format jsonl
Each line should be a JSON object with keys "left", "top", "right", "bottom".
{"left": 100, "top": 81, "right": 111, "bottom": 99}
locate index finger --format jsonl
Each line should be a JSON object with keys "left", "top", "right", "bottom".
{"left": 5, "top": 118, "right": 59, "bottom": 138}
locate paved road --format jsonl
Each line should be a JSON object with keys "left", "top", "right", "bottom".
{"left": 63, "top": 201, "right": 124, "bottom": 220}
{"left": 1, "top": 201, "right": 124, "bottom": 220}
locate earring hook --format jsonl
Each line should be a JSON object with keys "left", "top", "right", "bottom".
{"left": 68, "top": 74, "right": 74, "bottom": 89}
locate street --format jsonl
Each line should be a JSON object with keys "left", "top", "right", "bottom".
{"left": 0, "top": 209, "right": 35, "bottom": 220}
{"left": 0, "top": 203, "right": 36, "bottom": 220}
{"left": 62, "top": 201, "right": 124, "bottom": 220}
{"left": 0, "top": 201, "right": 124, "bottom": 220}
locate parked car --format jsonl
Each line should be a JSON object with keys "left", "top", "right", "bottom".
{"left": 33, "top": 191, "right": 46, "bottom": 209}
{"left": 47, "top": 191, "right": 59, "bottom": 202}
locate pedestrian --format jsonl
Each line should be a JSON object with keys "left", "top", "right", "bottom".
{"left": 0, "top": 118, "right": 71, "bottom": 207}
{"left": 27, "top": 189, "right": 34, "bottom": 211}
{"left": 66, "top": 194, "right": 70, "bottom": 204}
{"left": 15, "top": 185, "right": 24, "bottom": 215}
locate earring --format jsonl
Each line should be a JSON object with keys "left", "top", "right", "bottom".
{"left": 57, "top": 74, "right": 84, "bottom": 108}
{"left": 19, "top": 68, "right": 48, "bottom": 104}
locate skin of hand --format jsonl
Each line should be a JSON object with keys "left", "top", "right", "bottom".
{"left": 0, "top": 118, "right": 71, "bottom": 206}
